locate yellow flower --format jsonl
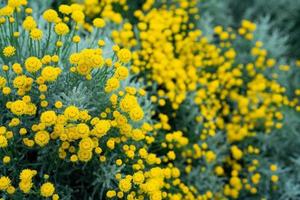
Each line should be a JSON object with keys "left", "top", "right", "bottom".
{"left": 8, "top": 0, "right": 27, "bottom": 8}
{"left": 55, "top": 101, "right": 63, "bottom": 109}
{"left": 0, "top": 76, "right": 6, "bottom": 88}
{"left": 118, "top": 178, "right": 132, "bottom": 192}
{"left": 79, "top": 137, "right": 94, "bottom": 151}
{"left": 30, "top": 28, "right": 43, "bottom": 40}
{"left": 22, "top": 16, "right": 37, "bottom": 31}
{"left": 94, "top": 120, "right": 111, "bottom": 137}
{"left": 10, "top": 100, "right": 27, "bottom": 116}
{"left": 19, "top": 181, "right": 33, "bottom": 193}
{"left": 117, "top": 48, "right": 132, "bottom": 63}
{"left": 129, "top": 106, "right": 144, "bottom": 121}
{"left": 119, "top": 94, "right": 138, "bottom": 112}
{"left": 106, "top": 190, "right": 116, "bottom": 198}
{"left": 115, "top": 66, "right": 129, "bottom": 80}
{"left": 70, "top": 155, "right": 78, "bottom": 162}
{"left": 72, "top": 35, "right": 81, "bottom": 43}
{"left": 40, "top": 111, "right": 57, "bottom": 126}
{"left": 271, "top": 175, "right": 279, "bottom": 183}
{"left": 71, "top": 10, "right": 85, "bottom": 23}
{"left": 6, "top": 185, "right": 15, "bottom": 194}
{"left": 41, "top": 66, "right": 61, "bottom": 82}
{"left": 98, "top": 39, "right": 105, "bottom": 46}
{"left": 215, "top": 166, "right": 224, "bottom": 176}
{"left": 76, "top": 123, "right": 90, "bottom": 136}
{"left": 25, "top": 57, "right": 42, "bottom": 73}
{"left": 34, "top": 130, "right": 50, "bottom": 147}
{"left": 270, "top": 164, "right": 278, "bottom": 172}
{"left": 205, "top": 151, "right": 216, "bottom": 163}
{"left": 105, "top": 77, "right": 120, "bottom": 92}
{"left": 3, "top": 46, "right": 15, "bottom": 57}
{"left": 19, "top": 169, "right": 37, "bottom": 181}
{"left": 93, "top": 18, "right": 105, "bottom": 28}
{"left": 131, "top": 129, "right": 145, "bottom": 141}
{"left": 133, "top": 171, "right": 145, "bottom": 184}
{"left": 40, "top": 182, "right": 55, "bottom": 197}
{"left": 0, "top": 136, "right": 8, "bottom": 148}
{"left": 231, "top": 145, "right": 243, "bottom": 160}
{"left": 2, "top": 156, "right": 10, "bottom": 164}
{"left": 0, "top": 176, "right": 11, "bottom": 191}
{"left": 106, "top": 139, "right": 115, "bottom": 149}
{"left": 2, "top": 87, "right": 11, "bottom": 95}
{"left": 54, "top": 23, "right": 70, "bottom": 36}
{"left": 77, "top": 150, "right": 92, "bottom": 162}
{"left": 59, "top": 4, "right": 72, "bottom": 14}
{"left": 64, "top": 106, "right": 80, "bottom": 121}
{"left": 43, "top": 9, "right": 58, "bottom": 23}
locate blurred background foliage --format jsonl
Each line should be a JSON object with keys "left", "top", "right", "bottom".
{"left": 201, "top": 0, "right": 300, "bottom": 59}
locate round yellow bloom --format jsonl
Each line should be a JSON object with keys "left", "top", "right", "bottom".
{"left": 115, "top": 66, "right": 129, "bottom": 80}
{"left": 71, "top": 10, "right": 85, "bottom": 23}
{"left": 77, "top": 150, "right": 92, "bottom": 162}
{"left": 0, "top": 76, "right": 6, "bottom": 88}
{"left": 117, "top": 48, "right": 132, "bottom": 63}
{"left": 3, "top": 156, "right": 10, "bottom": 164}
{"left": 25, "top": 8, "right": 32, "bottom": 14}
{"left": 8, "top": 0, "right": 27, "bottom": 8}
{"left": 54, "top": 23, "right": 70, "bottom": 36}
{"left": 43, "top": 9, "right": 58, "bottom": 23}
{"left": 76, "top": 123, "right": 90, "bottom": 136}
{"left": 22, "top": 16, "right": 37, "bottom": 31}
{"left": 231, "top": 146, "right": 243, "bottom": 160}
{"left": 12, "top": 63, "right": 23, "bottom": 74}
{"left": 34, "top": 131, "right": 50, "bottom": 147}
{"left": 270, "top": 164, "right": 278, "bottom": 172}
{"left": 40, "top": 111, "right": 57, "bottom": 126}
{"left": 79, "top": 137, "right": 94, "bottom": 151}
{"left": 93, "top": 18, "right": 105, "bottom": 28}
{"left": 106, "top": 190, "right": 116, "bottom": 198}
{"left": 30, "top": 28, "right": 43, "bottom": 40}
{"left": 105, "top": 78, "right": 120, "bottom": 92}
{"left": 118, "top": 178, "right": 132, "bottom": 192}
{"left": 2, "top": 87, "right": 11, "bottom": 95}
{"left": 72, "top": 35, "right": 81, "bottom": 43}
{"left": 3, "top": 46, "right": 15, "bottom": 57}
{"left": 19, "top": 181, "right": 33, "bottom": 193}
{"left": 133, "top": 171, "right": 144, "bottom": 184}
{"left": 129, "top": 106, "right": 144, "bottom": 121}
{"left": 0, "top": 176, "right": 11, "bottom": 190}
{"left": 59, "top": 5, "right": 72, "bottom": 15}
{"left": 271, "top": 175, "right": 279, "bottom": 183}
{"left": 40, "top": 182, "right": 55, "bottom": 197}
{"left": 0, "top": 136, "right": 8, "bottom": 148}
{"left": 215, "top": 166, "right": 224, "bottom": 176}
{"left": 98, "top": 39, "right": 105, "bottom": 46}
{"left": 20, "top": 169, "right": 37, "bottom": 181}
{"left": 10, "top": 100, "right": 27, "bottom": 116}
{"left": 55, "top": 101, "right": 63, "bottom": 109}
{"left": 41, "top": 66, "right": 61, "bottom": 82}
{"left": 106, "top": 139, "right": 115, "bottom": 149}
{"left": 6, "top": 185, "right": 15, "bottom": 194}
{"left": 25, "top": 57, "right": 42, "bottom": 73}
{"left": 94, "top": 120, "right": 111, "bottom": 137}
{"left": 64, "top": 106, "right": 80, "bottom": 121}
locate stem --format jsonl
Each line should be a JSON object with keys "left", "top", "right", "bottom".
{"left": 44, "top": 23, "right": 52, "bottom": 55}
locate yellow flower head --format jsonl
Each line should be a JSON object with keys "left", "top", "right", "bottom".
{"left": 3, "top": 46, "right": 15, "bottom": 57}
{"left": 40, "top": 182, "right": 55, "bottom": 197}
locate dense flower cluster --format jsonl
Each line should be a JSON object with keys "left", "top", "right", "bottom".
{"left": 0, "top": 0, "right": 299, "bottom": 200}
